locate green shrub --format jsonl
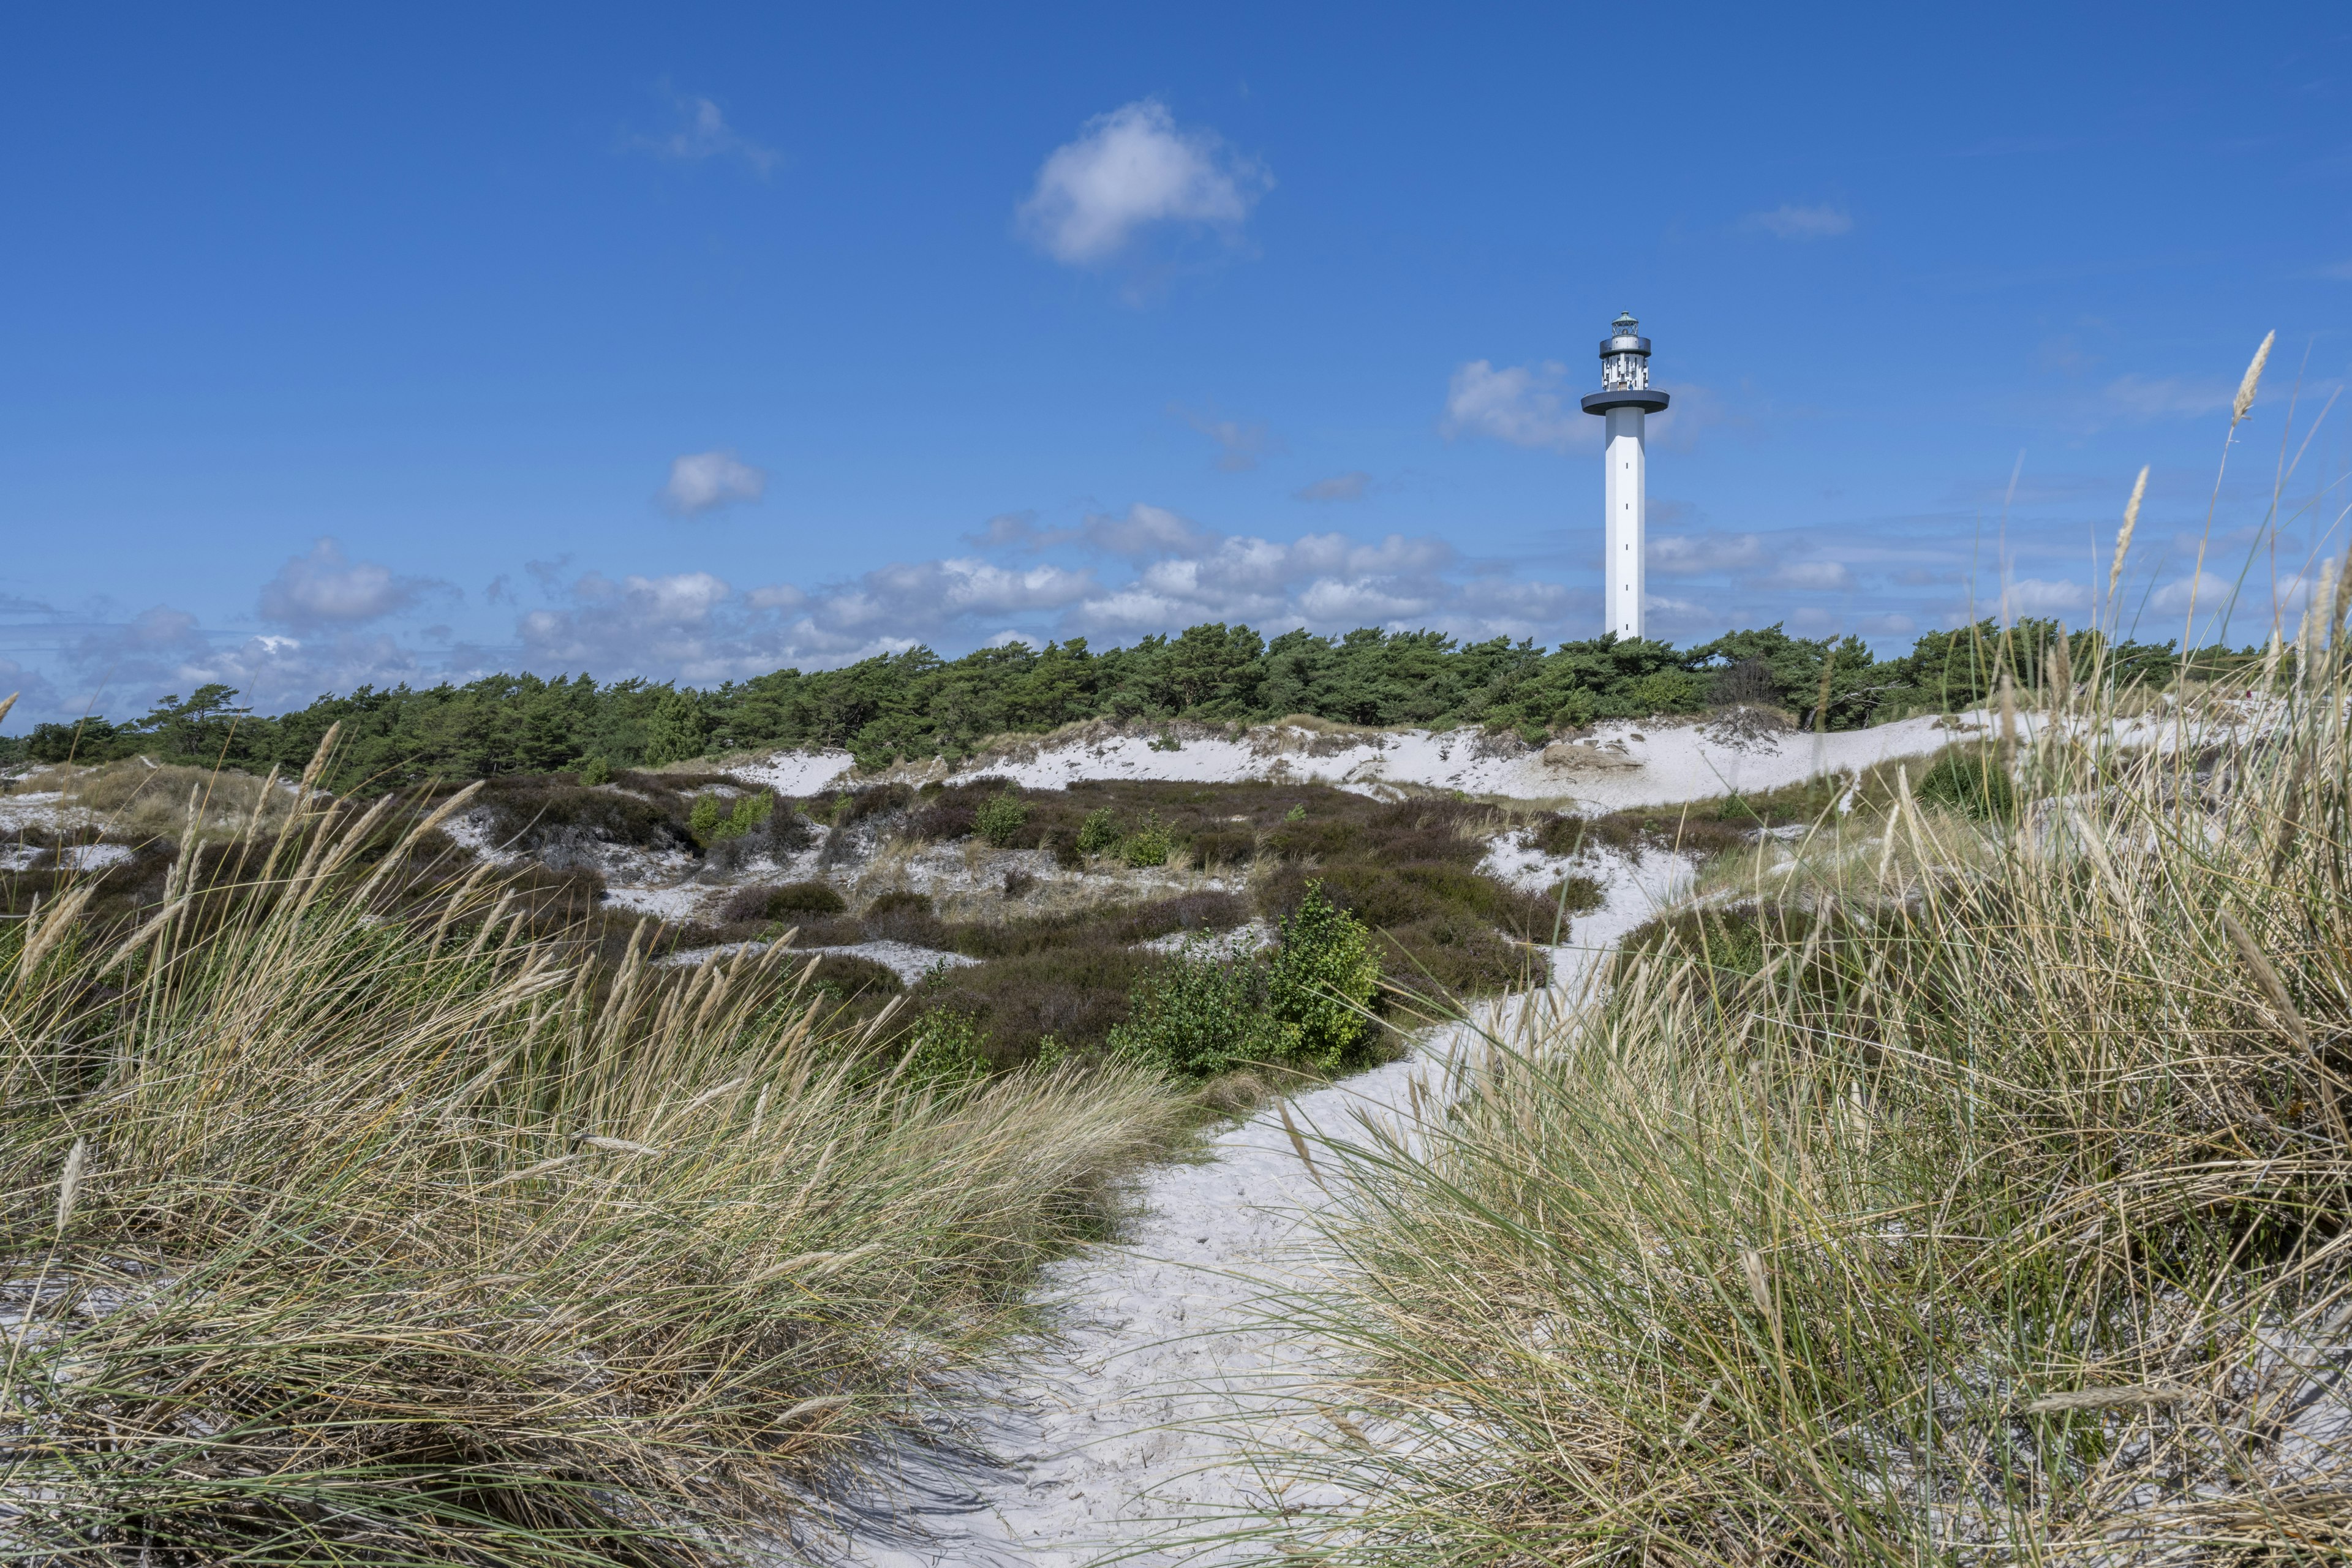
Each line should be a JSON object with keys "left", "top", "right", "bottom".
{"left": 1268, "top": 880, "right": 1381, "bottom": 1069}
{"left": 1551, "top": 688, "right": 1600, "bottom": 729}
{"left": 726, "top": 791, "right": 775, "bottom": 838}
{"left": 579, "top": 756, "right": 613, "bottom": 786}
{"left": 1077, "top": 807, "right": 1123, "bottom": 856}
{"left": 896, "top": 1008, "right": 989, "bottom": 1085}
{"left": 1913, "top": 747, "right": 2016, "bottom": 821}
{"left": 1284, "top": 803, "right": 1308, "bottom": 823}
{"left": 975, "top": 790, "right": 1030, "bottom": 846}
{"left": 1121, "top": 813, "right": 1172, "bottom": 869}
{"left": 1629, "top": 668, "right": 1706, "bottom": 714}
{"left": 1107, "top": 951, "right": 1287, "bottom": 1077}
{"left": 691, "top": 791, "right": 776, "bottom": 845}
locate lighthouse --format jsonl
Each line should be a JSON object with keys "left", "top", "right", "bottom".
{"left": 1580, "top": 312, "right": 1670, "bottom": 641}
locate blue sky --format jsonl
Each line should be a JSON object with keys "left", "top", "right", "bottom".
{"left": 2, "top": 2, "right": 2348, "bottom": 725}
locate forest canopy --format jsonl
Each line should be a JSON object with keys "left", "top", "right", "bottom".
{"left": 8, "top": 617, "right": 2202, "bottom": 792}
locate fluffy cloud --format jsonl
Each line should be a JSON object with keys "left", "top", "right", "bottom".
{"left": 1018, "top": 100, "right": 1270, "bottom": 265}
{"left": 60, "top": 601, "right": 432, "bottom": 717}
{"left": 1762, "top": 560, "right": 1856, "bottom": 592}
{"left": 2149, "top": 571, "right": 2235, "bottom": 614}
{"left": 1651, "top": 532, "right": 1767, "bottom": 575}
{"left": 1442, "top": 360, "right": 1593, "bottom": 453}
{"left": 258, "top": 538, "right": 448, "bottom": 627}
{"left": 1294, "top": 471, "right": 1370, "bottom": 503}
{"left": 1083, "top": 502, "right": 1215, "bottom": 557}
{"left": 635, "top": 91, "right": 778, "bottom": 174}
{"left": 662, "top": 450, "right": 767, "bottom": 515}
{"left": 1744, "top": 203, "right": 1853, "bottom": 239}
{"left": 2000, "top": 578, "right": 2091, "bottom": 615}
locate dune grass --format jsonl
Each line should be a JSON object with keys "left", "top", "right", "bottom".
{"left": 1252, "top": 640, "right": 2352, "bottom": 1558}
{"left": 0, "top": 738, "right": 1185, "bottom": 1564}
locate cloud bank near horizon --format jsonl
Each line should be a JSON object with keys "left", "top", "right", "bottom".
{"left": 7, "top": 483, "right": 2304, "bottom": 727}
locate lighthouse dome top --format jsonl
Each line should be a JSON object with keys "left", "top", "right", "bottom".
{"left": 1580, "top": 309, "right": 1669, "bottom": 415}
{"left": 1599, "top": 311, "right": 1651, "bottom": 358}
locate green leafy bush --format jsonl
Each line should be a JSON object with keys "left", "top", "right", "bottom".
{"left": 1107, "top": 949, "right": 1287, "bottom": 1077}
{"left": 975, "top": 790, "right": 1031, "bottom": 846}
{"left": 1121, "top": 813, "right": 1172, "bottom": 869}
{"left": 1077, "top": 807, "right": 1123, "bottom": 856}
{"left": 1268, "top": 880, "right": 1381, "bottom": 1069}
{"left": 896, "top": 1008, "right": 989, "bottom": 1085}
{"left": 1629, "top": 668, "right": 1707, "bottom": 714}
{"left": 691, "top": 791, "right": 777, "bottom": 846}
{"left": 579, "top": 755, "right": 613, "bottom": 786}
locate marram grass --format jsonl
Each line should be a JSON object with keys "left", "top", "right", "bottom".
{"left": 0, "top": 737, "right": 1183, "bottom": 1565}
{"left": 1248, "top": 605, "right": 2352, "bottom": 1551}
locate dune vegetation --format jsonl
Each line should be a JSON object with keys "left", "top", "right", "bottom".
{"left": 0, "top": 734, "right": 1186, "bottom": 1564}
{"left": 1256, "top": 617, "right": 2352, "bottom": 1557}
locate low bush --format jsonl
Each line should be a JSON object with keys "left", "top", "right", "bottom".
{"left": 1120, "top": 813, "right": 1173, "bottom": 868}
{"left": 908, "top": 943, "right": 1168, "bottom": 1065}
{"left": 1111, "top": 881, "right": 1381, "bottom": 1078}
{"left": 722, "top": 879, "right": 847, "bottom": 922}
{"left": 975, "top": 789, "right": 1030, "bottom": 846}
{"left": 1267, "top": 881, "right": 1382, "bottom": 1069}
{"left": 1190, "top": 827, "right": 1256, "bottom": 868}
{"left": 1107, "top": 950, "right": 1287, "bottom": 1077}
{"left": 1077, "top": 807, "right": 1123, "bottom": 855}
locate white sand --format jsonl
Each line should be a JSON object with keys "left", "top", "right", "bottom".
{"left": 826, "top": 848, "right": 1692, "bottom": 1567}
{"left": 662, "top": 937, "right": 981, "bottom": 985}
{"left": 738, "top": 710, "right": 1990, "bottom": 813}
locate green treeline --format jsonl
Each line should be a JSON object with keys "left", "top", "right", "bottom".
{"left": 9, "top": 618, "right": 2198, "bottom": 791}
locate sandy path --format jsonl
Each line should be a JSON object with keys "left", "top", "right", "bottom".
{"left": 818, "top": 849, "right": 1691, "bottom": 1567}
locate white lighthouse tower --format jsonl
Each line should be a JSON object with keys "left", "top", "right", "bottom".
{"left": 1580, "top": 312, "right": 1670, "bottom": 641}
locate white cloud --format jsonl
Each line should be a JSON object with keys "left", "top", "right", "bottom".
{"left": 1651, "top": 532, "right": 1766, "bottom": 575}
{"left": 2104, "top": 374, "right": 2231, "bottom": 420}
{"left": 661, "top": 450, "right": 767, "bottom": 515}
{"left": 65, "top": 601, "right": 434, "bottom": 716}
{"left": 636, "top": 92, "right": 778, "bottom": 174}
{"left": 1018, "top": 99, "right": 1270, "bottom": 265}
{"left": 1744, "top": 203, "right": 1853, "bottom": 239}
{"left": 1763, "top": 561, "right": 1856, "bottom": 592}
{"left": 2312, "top": 260, "right": 2352, "bottom": 282}
{"left": 1084, "top": 502, "right": 1216, "bottom": 557}
{"left": 1294, "top": 471, "right": 1370, "bottom": 503}
{"left": 1856, "top": 612, "right": 1917, "bottom": 636}
{"left": 2000, "top": 578, "right": 2091, "bottom": 616}
{"left": 1442, "top": 360, "right": 1592, "bottom": 453}
{"left": 258, "top": 538, "right": 447, "bottom": 627}
{"left": 1173, "top": 405, "right": 1277, "bottom": 471}
{"left": 2149, "top": 571, "right": 2234, "bottom": 614}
